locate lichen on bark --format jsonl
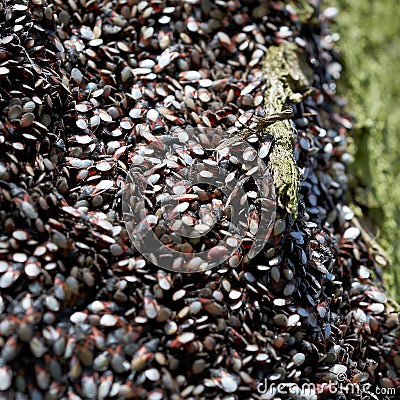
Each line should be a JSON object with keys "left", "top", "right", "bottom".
{"left": 262, "top": 44, "right": 309, "bottom": 218}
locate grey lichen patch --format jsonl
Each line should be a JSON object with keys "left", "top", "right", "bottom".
{"left": 262, "top": 44, "right": 310, "bottom": 218}
{"left": 266, "top": 121, "right": 299, "bottom": 217}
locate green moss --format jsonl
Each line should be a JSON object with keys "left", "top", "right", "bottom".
{"left": 287, "top": 0, "right": 316, "bottom": 24}
{"left": 332, "top": 0, "right": 400, "bottom": 300}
